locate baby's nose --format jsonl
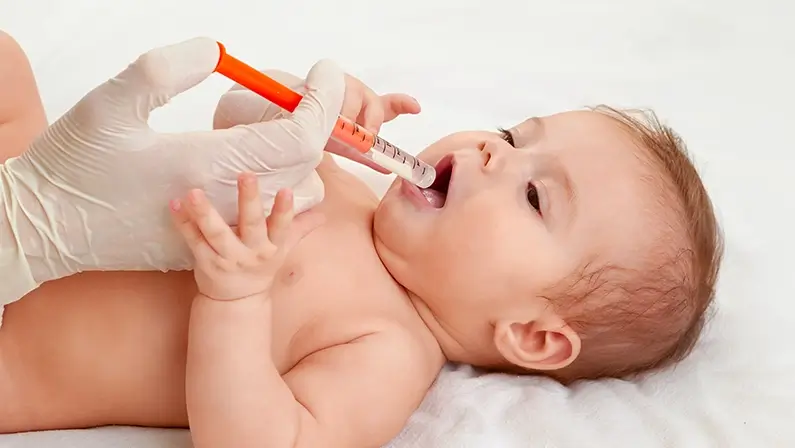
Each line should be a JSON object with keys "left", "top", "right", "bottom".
{"left": 481, "top": 139, "right": 512, "bottom": 172}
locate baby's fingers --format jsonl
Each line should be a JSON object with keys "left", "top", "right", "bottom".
{"left": 170, "top": 199, "right": 214, "bottom": 260}
{"left": 265, "top": 189, "right": 295, "bottom": 248}
{"left": 265, "top": 188, "right": 324, "bottom": 249}
{"left": 264, "top": 189, "right": 326, "bottom": 257}
{"left": 381, "top": 94, "right": 421, "bottom": 123}
{"left": 237, "top": 173, "right": 268, "bottom": 248}
{"left": 186, "top": 189, "right": 246, "bottom": 258}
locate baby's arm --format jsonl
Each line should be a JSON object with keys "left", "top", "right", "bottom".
{"left": 171, "top": 176, "right": 432, "bottom": 448}
{"left": 189, "top": 299, "right": 431, "bottom": 447}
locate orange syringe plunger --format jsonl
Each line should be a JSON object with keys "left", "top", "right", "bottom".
{"left": 213, "top": 42, "right": 436, "bottom": 188}
{"left": 214, "top": 42, "right": 373, "bottom": 155}
{"left": 215, "top": 42, "right": 303, "bottom": 112}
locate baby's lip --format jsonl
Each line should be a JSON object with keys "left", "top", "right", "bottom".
{"left": 400, "top": 178, "right": 436, "bottom": 210}
{"left": 399, "top": 154, "right": 455, "bottom": 210}
{"left": 407, "top": 154, "right": 451, "bottom": 210}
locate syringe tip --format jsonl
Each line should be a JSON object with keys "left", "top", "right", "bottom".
{"left": 414, "top": 171, "right": 436, "bottom": 189}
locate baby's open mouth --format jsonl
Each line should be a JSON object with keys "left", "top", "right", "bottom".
{"left": 420, "top": 155, "right": 453, "bottom": 208}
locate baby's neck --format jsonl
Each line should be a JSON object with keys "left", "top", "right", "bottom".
{"left": 328, "top": 168, "right": 480, "bottom": 365}
{"left": 369, "top": 228, "right": 483, "bottom": 365}
{"left": 399, "top": 287, "right": 507, "bottom": 368}
{"left": 404, "top": 292, "right": 471, "bottom": 364}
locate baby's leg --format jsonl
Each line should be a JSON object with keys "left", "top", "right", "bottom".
{"left": 0, "top": 31, "right": 47, "bottom": 163}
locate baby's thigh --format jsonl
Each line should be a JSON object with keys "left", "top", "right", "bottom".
{"left": 0, "top": 30, "right": 46, "bottom": 162}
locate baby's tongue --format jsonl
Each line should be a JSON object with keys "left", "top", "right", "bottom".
{"left": 421, "top": 188, "right": 446, "bottom": 208}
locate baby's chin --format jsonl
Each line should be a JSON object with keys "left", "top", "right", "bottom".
{"left": 370, "top": 209, "right": 395, "bottom": 259}
{"left": 370, "top": 210, "right": 415, "bottom": 278}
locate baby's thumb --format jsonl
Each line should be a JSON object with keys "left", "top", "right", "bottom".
{"left": 382, "top": 94, "right": 422, "bottom": 123}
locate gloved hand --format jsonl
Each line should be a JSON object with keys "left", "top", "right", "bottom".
{"left": 213, "top": 69, "right": 421, "bottom": 173}
{"left": 0, "top": 37, "right": 345, "bottom": 304}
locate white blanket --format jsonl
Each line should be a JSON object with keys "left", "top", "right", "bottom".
{"left": 2, "top": 0, "right": 794, "bottom": 446}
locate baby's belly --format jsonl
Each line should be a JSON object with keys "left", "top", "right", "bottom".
{"left": 0, "top": 271, "right": 197, "bottom": 432}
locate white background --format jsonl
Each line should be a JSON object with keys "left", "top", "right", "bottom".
{"left": 1, "top": 0, "right": 794, "bottom": 446}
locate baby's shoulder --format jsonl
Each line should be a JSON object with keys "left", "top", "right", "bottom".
{"left": 293, "top": 319, "right": 444, "bottom": 395}
{"left": 345, "top": 314, "right": 446, "bottom": 386}
{"left": 282, "top": 322, "right": 444, "bottom": 447}
{"left": 372, "top": 322, "right": 446, "bottom": 378}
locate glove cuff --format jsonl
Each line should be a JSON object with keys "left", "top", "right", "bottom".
{"left": 0, "top": 164, "right": 39, "bottom": 328}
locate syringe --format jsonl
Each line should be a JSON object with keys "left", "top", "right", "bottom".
{"left": 214, "top": 42, "right": 437, "bottom": 189}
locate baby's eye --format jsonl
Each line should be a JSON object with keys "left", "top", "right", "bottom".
{"left": 526, "top": 182, "right": 541, "bottom": 214}
{"left": 497, "top": 128, "right": 515, "bottom": 147}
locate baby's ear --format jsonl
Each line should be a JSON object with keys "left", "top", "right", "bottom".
{"left": 493, "top": 316, "right": 581, "bottom": 371}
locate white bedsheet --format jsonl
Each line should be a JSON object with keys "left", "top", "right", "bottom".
{"left": 2, "top": 0, "right": 794, "bottom": 446}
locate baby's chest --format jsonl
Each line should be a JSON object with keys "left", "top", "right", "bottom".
{"left": 266, "top": 226, "right": 401, "bottom": 374}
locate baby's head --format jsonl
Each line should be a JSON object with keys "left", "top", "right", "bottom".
{"left": 373, "top": 107, "right": 722, "bottom": 382}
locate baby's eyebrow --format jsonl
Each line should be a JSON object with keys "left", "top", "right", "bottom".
{"left": 512, "top": 117, "right": 545, "bottom": 146}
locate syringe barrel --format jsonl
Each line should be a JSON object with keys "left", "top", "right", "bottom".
{"left": 213, "top": 45, "right": 434, "bottom": 187}
{"left": 364, "top": 136, "right": 436, "bottom": 188}
{"left": 330, "top": 115, "right": 436, "bottom": 188}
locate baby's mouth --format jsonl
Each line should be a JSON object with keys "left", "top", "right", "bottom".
{"left": 420, "top": 155, "right": 454, "bottom": 208}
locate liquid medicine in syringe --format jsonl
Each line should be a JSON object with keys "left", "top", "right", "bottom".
{"left": 331, "top": 116, "right": 436, "bottom": 189}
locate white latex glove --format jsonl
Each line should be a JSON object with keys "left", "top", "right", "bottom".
{"left": 213, "top": 69, "right": 421, "bottom": 173}
{"left": 0, "top": 37, "right": 345, "bottom": 307}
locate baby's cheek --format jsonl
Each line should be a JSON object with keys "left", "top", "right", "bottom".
{"left": 457, "top": 201, "right": 571, "bottom": 287}
{"left": 433, "top": 210, "right": 506, "bottom": 264}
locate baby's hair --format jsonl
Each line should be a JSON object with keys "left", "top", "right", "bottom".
{"left": 541, "top": 106, "right": 724, "bottom": 383}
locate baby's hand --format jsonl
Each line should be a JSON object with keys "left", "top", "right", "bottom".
{"left": 169, "top": 173, "right": 324, "bottom": 301}
{"left": 338, "top": 73, "right": 420, "bottom": 134}
{"left": 326, "top": 74, "right": 421, "bottom": 173}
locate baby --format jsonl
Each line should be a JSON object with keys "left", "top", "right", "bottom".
{"left": 0, "top": 31, "right": 723, "bottom": 447}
